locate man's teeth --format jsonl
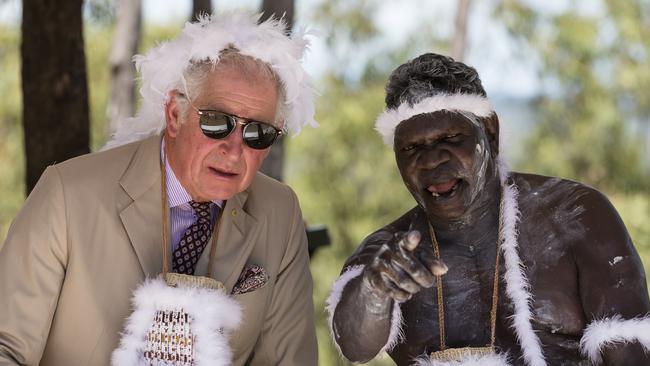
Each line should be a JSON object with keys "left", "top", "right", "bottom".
{"left": 429, "top": 181, "right": 459, "bottom": 197}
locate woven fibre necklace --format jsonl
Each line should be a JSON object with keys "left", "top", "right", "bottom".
{"left": 427, "top": 190, "right": 504, "bottom": 360}
{"left": 159, "top": 146, "right": 225, "bottom": 288}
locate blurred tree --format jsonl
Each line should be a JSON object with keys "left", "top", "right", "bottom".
{"left": 496, "top": 0, "right": 650, "bottom": 193}
{"left": 107, "top": 0, "right": 141, "bottom": 134}
{"left": 85, "top": 0, "right": 115, "bottom": 24}
{"left": 191, "top": 0, "right": 212, "bottom": 22}
{"left": 311, "top": 0, "right": 379, "bottom": 84}
{"left": 287, "top": 75, "right": 414, "bottom": 366}
{"left": 261, "top": 0, "right": 294, "bottom": 23}
{"left": 21, "top": 0, "right": 90, "bottom": 194}
{"left": 0, "top": 26, "right": 24, "bottom": 246}
{"left": 450, "top": 0, "right": 471, "bottom": 61}
{"left": 259, "top": 0, "right": 295, "bottom": 182}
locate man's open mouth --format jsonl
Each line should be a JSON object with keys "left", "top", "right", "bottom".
{"left": 209, "top": 167, "right": 238, "bottom": 178}
{"left": 426, "top": 178, "right": 461, "bottom": 198}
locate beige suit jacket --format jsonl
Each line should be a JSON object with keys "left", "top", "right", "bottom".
{"left": 0, "top": 135, "right": 317, "bottom": 365}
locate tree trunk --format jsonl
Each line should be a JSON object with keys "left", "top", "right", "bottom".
{"left": 450, "top": 0, "right": 471, "bottom": 62}
{"left": 259, "top": 0, "right": 295, "bottom": 182}
{"left": 108, "top": 0, "right": 142, "bottom": 135}
{"left": 191, "top": 0, "right": 212, "bottom": 22}
{"left": 21, "top": 0, "right": 90, "bottom": 194}
{"left": 260, "top": 0, "right": 295, "bottom": 26}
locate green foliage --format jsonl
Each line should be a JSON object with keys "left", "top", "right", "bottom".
{"left": 1, "top": 4, "right": 649, "bottom": 365}
{"left": 286, "top": 75, "right": 413, "bottom": 366}
{"left": 288, "top": 75, "right": 415, "bottom": 254}
{"left": 611, "top": 193, "right": 650, "bottom": 282}
{"left": 84, "top": 0, "right": 116, "bottom": 25}
{"left": 0, "top": 25, "right": 24, "bottom": 242}
{"left": 87, "top": 23, "right": 184, "bottom": 150}
{"left": 0, "top": 22, "right": 185, "bottom": 246}
{"left": 85, "top": 24, "right": 112, "bottom": 150}
{"left": 496, "top": 0, "right": 650, "bottom": 193}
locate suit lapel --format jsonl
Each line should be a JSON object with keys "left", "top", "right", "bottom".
{"left": 211, "top": 189, "right": 266, "bottom": 293}
{"left": 116, "top": 135, "right": 265, "bottom": 285}
{"left": 118, "top": 135, "right": 164, "bottom": 277}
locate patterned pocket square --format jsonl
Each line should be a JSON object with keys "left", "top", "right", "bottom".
{"left": 231, "top": 264, "right": 268, "bottom": 295}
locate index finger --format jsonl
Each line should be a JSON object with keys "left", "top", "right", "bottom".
{"left": 418, "top": 244, "right": 449, "bottom": 276}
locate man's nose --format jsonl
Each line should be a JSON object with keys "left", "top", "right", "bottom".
{"left": 218, "top": 125, "right": 244, "bottom": 158}
{"left": 420, "top": 146, "right": 451, "bottom": 169}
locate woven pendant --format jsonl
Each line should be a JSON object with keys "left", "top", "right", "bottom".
{"left": 415, "top": 347, "right": 511, "bottom": 366}
{"left": 112, "top": 274, "right": 241, "bottom": 366}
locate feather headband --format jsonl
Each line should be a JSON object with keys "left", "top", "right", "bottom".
{"left": 104, "top": 11, "right": 316, "bottom": 149}
{"left": 375, "top": 93, "right": 494, "bottom": 147}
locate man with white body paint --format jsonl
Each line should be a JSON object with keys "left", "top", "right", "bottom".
{"left": 327, "top": 53, "right": 650, "bottom": 365}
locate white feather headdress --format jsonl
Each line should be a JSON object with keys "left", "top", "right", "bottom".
{"left": 104, "top": 11, "right": 317, "bottom": 150}
{"left": 375, "top": 93, "right": 494, "bottom": 147}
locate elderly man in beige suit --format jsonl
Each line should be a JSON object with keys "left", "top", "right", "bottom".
{"left": 0, "top": 12, "right": 318, "bottom": 366}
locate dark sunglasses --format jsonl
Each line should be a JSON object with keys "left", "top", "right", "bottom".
{"left": 176, "top": 93, "right": 284, "bottom": 150}
{"left": 196, "top": 109, "right": 284, "bottom": 150}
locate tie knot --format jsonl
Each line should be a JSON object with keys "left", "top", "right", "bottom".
{"left": 189, "top": 201, "right": 212, "bottom": 219}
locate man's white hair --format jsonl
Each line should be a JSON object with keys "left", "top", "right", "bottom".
{"left": 103, "top": 11, "right": 317, "bottom": 150}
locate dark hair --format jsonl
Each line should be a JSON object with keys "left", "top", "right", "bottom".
{"left": 385, "top": 53, "right": 486, "bottom": 109}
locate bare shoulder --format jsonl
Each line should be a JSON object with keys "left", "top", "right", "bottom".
{"left": 511, "top": 172, "right": 625, "bottom": 244}
{"left": 512, "top": 172, "right": 649, "bottom": 316}
{"left": 511, "top": 172, "right": 642, "bottom": 273}
{"left": 511, "top": 172, "right": 606, "bottom": 211}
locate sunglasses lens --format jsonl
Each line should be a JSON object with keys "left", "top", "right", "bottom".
{"left": 199, "top": 112, "right": 234, "bottom": 139}
{"left": 242, "top": 122, "right": 279, "bottom": 150}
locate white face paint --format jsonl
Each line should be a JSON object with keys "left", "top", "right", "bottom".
{"left": 459, "top": 111, "right": 493, "bottom": 205}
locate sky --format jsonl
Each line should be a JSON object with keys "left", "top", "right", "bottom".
{"left": 0, "top": 0, "right": 542, "bottom": 98}
{"left": 141, "top": 0, "right": 542, "bottom": 98}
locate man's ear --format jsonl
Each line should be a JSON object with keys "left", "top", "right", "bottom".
{"left": 483, "top": 112, "right": 500, "bottom": 158}
{"left": 165, "top": 90, "right": 182, "bottom": 137}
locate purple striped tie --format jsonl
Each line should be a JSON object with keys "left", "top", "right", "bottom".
{"left": 172, "top": 201, "right": 213, "bottom": 275}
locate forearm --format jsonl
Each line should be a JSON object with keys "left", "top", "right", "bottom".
{"left": 330, "top": 270, "right": 399, "bottom": 362}
{"left": 580, "top": 315, "right": 650, "bottom": 365}
{"left": 328, "top": 224, "right": 443, "bottom": 362}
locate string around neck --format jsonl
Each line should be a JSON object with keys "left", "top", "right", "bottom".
{"left": 159, "top": 138, "right": 225, "bottom": 277}
{"left": 427, "top": 186, "right": 505, "bottom": 355}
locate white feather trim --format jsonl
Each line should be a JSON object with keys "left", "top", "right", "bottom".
{"left": 375, "top": 94, "right": 494, "bottom": 147}
{"left": 579, "top": 315, "right": 650, "bottom": 364}
{"left": 500, "top": 184, "right": 547, "bottom": 366}
{"left": 496, "top": 157, "right": 509, "bottom": 186}
{"left": 381, "top": 292, "right": 405, "bottom": 354}
{"left": 413, "top": 352, "right": 511, "bottom": 366}
{"left": 111, "top": 277, "right": 242, "bottom": 366}
{"left": 103, "top": 11, "right": 316, "bottom": 150}
{"left": 325, "top": 265, "right": 405, "bottom": 357}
